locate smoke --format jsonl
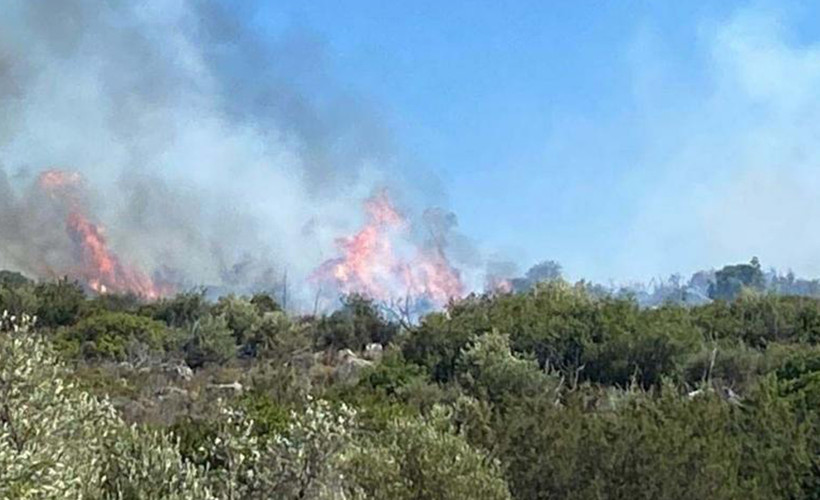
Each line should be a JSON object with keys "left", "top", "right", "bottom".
{"left": 0, "top": 0, "right": 449, "bottom": 307}
{"left": 615, "top": 6, "right": 820, "bottom": 280}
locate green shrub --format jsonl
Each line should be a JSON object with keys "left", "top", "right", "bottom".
{"left": 34, "top": 278, "right": 86, "bottom": 328}
{"left": 59, "top": 311, "right": 172, "bottom": 361}
{"left": 212, "top": 294, "right": 261, "bottom": 346}
{"left": 182, "top": 314, "right": 237, "bottom": 368}
{"left": 343, "top": 408, "right": 512, "bottom": 500}
{"left": 315, "top": 293, "right": 398, "bottom": 351}
{"left": 146, "top": 290, "right": 211, "bottom": 328}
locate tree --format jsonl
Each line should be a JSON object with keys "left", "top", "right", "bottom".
{"left": 315, "top": 294, "right": 398, "bottom": 351}
{"left": 0, "top": 270, "right": 31, "bottom": 288}
{"left": 147, "top": 290, "right": 212, "bottom": 328}
{"left": 709, "top": 257, "right": 765, "bottom": 301}
{"left": 212, "top": 295, "right": 261, "bottom": 347}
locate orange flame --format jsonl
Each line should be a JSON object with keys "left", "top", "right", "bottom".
{"left": 312, "top": 191, "right": 463, "bottom": 306}
{"left": 37, "top": 170, "right": 169, "bottom": 299}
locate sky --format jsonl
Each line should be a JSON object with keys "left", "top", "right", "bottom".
{"left": 246, "top": 0, "right": 820, "bottom": 283}
{"left": 3, "top": 0, "right": 820, "bottom": 300}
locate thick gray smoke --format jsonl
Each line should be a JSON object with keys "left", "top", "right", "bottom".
{"left": 0, "top": 0, "right": 451, "bottom": 307}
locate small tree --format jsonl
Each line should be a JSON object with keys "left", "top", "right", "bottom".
{"left": 183, "top": 314, "right": 237, "bottom": 368}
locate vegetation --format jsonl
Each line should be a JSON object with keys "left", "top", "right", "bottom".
{"left": 2, "top": 269, "right": 820, "bottom": 498}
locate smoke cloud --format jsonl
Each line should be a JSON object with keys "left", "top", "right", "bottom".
{"left": 615, "top": 6, "right": 820, "bottom": 280}
{"left": 0, "top": 0, "right": 459, "bottom": 308}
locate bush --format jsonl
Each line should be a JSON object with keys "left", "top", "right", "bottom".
{"left": 246, "top": 311, "right": 310, "bottom": 360}
{"left": 182, "top": 314, "right": 237, "bottom": 368}
{"left": 59, "top": 311, "right": 172, "bottom": 361}
{"left": 456, "top": 330, "right": 558, "bottom": 405}
{"left": 33, "top": 278, "right": 86, "bottom": 328}
{"left": 315, "top": 294, "right": 398, "bottom": 351}
{"left": 582, "top": 308, "right": 702, "bottom": 388}
{"left": 250, "top": 292, "right": 281, "bottom": 315}
{"left": 147, "top": 290, "right": 212, "bottom": 328}
{"left": 343, "top": 408, "right": 512, "bottom": 500}
{"left": 0, "top": 331, "right": 209, "bottom": 499}
{"left": 0, "top": 282, "right": 39, "bottom": 318}
{"left": 212, "top": 295, "right": 261, "bottom": 346}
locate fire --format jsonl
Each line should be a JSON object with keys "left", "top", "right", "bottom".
{"left": 38, "top": 170, "right": 82, "bottom": 191}
{"left": 312, "top": 190, "right": 464, "bottom": 306}
{"left": 36, "top": 170, "right": 168, "bottom": 299}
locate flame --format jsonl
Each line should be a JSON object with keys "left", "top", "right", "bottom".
{"left": 312, "top": 190, "right": 463, "bottom": 306}
{"left": 37, "top": 170, "right": 169, "bottom": 299}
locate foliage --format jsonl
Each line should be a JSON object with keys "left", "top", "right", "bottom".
{"left": 58, "top": 311, "right": 173, "bottom": 361}
{"left": 0, "top": 331, "right": 210, "bottom": 499}
{"left": 33, "top": 278, "right": 86, "bottom": 328}
{"left": 456, "top": 330, "right": 557, "bottom": 405}
{"left": 212, "top": 295, "right": 261, "bottom": 347}
{"left": 343, "top": 408, "right": 512, "bottom": 500}
{"left": 250, "top": 292, "right": 281, "bottom": 315}
{"left": 1, "top": 310, "right": 36, "bottom": 333}
{"left": 187, "top": 398, "right": 357, "bottom": 499}
{"left": 709, "top": 257, "right": 765, "bottom": 301}
{"left": 147, "top": 290, "right": 212, "bottom": 328}
{"left": 182, "top": 314, "right": 237, "bottom": 368}
{"left": 315, "top": 293, "right": 399, "bottom": 351}
{"left": 0, "top": 270, "right": 31, "bottom": 288}
{"left": 9, "top": 271, "right": 820, "bottom": 498}
{"left": 0, "top": 282, "right": 39, "bottom": 319}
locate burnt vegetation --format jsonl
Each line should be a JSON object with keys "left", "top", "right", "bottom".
{"left": 3, "top": 260, "right": 820, "bottom": 499}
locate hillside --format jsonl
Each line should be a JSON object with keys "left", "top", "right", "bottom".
{"left": 2, "top": 272, "right": 820, "bottom": 498}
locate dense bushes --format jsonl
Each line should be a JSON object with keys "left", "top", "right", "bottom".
{"left": 6, "top": 272, "right": 820, "bottom": 498}
{"left": 59, "top": 312, "right": 173, "bottom": 361}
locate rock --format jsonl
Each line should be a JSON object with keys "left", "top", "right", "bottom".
{"left": 333, "top": 350, "right": 373, "bottom": 385}
{"left": 207, "top": 381, "right": 244, "bottom": 393}
{"left": 363, "top": 343, "right": 384, "bottom": 361}
{"left": 155, "top": 386, "right": 190, "bottom": 401}
{"left": 336, "top": 348, "right": 357, "bottom": 363}
{"left": 171, "top": 362, "right": 193, "bottom": 382}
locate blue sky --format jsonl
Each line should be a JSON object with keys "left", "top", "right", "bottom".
{"left": 240, "top": 1, "right": 820, "bottom": 283}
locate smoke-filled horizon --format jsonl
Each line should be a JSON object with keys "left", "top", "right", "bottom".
{"left": 4, "top": 1, "right": 820, "bottom": 307}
